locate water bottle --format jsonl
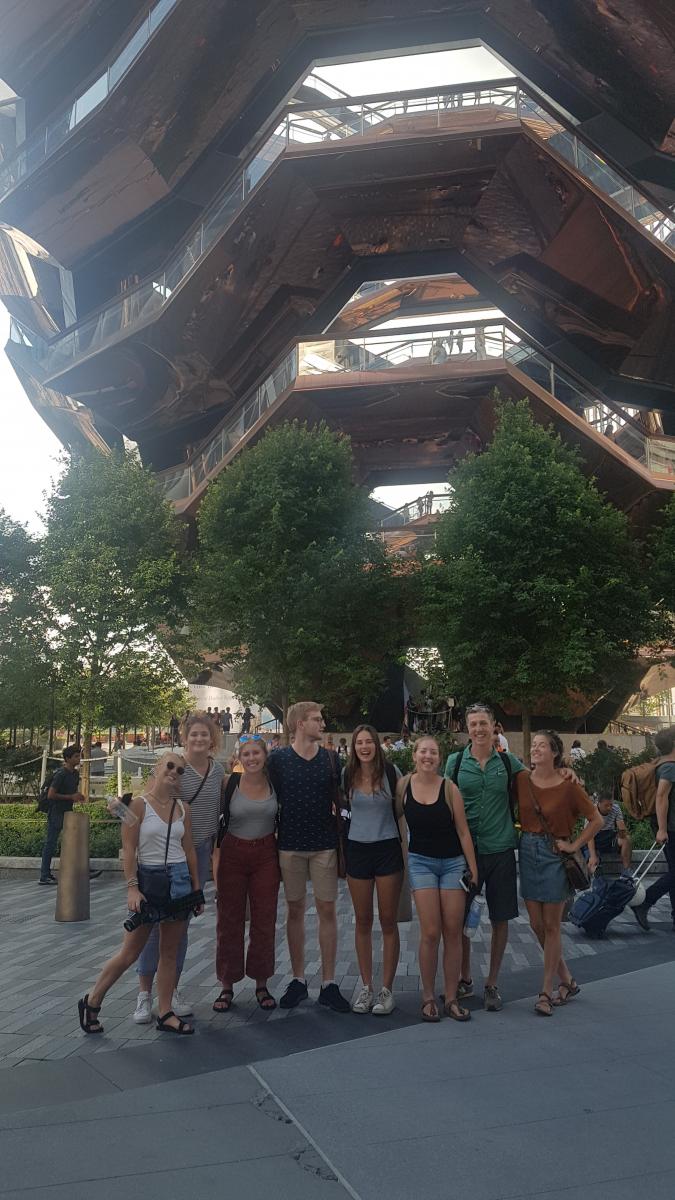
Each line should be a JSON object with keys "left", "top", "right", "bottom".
{"left": 463, "top": 894, "right": 485, "bottom": 939}
{"left": 107, "top": 797, "right": 138, "bottom": 825}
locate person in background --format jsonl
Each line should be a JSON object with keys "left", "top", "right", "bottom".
{"left": 222, "top": 707, "right": 232, "bottom": 733}
{"left": 270, "top": 734, "right": 282, "bottom": 753}
{"left": 133, "top": 712, "right": 225, "bottom": 1023}
{"left": 516, "top": 731, "right": 600, "bottom": 1014}
{"left": 213, "top": 707, "right": 222, "bottom": 729}
{"left": 214, "top": 738, "right": 280, "bottom": 1013}
{"left": 40, "top": 745, "right": 86, "bottom": 885}
{"left": 90, "top": 740, "right": 106, "bottom": 776}
{"left": 169, "top": 715, "right": 180, "bottom": 747}
{"left": 382, "top": 736, "right": 394, "bottom": 755}
{"left": 587, "top": 795, "right": 632, "bottom": 870}
{"left": 343, "top": 726, "right": 403, "bottom": 1015}
{"left": 337, "top": 738, "right": 348, "bottom": 762}
{"left": 325, "top": 734, "right": 336, "bottom": 753}
{"left": 394, "top": 731, "right": 411, "bottom": 751}
{"left": 631, "top": 726, "right": 675, "bottom": 932}
{"left": 570, "top": 739, "right": 587, "bottom": 764}
{"left": 495, "top": 722, "right": 509, "bottom": 752}
{"left": 241, "top": 706, "right": 253, "bottom": 734}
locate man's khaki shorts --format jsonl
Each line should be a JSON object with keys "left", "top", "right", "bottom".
{"left": 279, "top": 849, "right": 338, "bottom": 903}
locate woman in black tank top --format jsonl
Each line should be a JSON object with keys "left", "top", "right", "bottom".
{"left": 396, "top": 737, "right": 478, "bottom": 1023}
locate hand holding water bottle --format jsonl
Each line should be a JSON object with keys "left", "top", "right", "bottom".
{"left": 107, "top": 793, "right": 138, "bottom": 825}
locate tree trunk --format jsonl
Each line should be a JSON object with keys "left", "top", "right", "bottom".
{"left": 81, "top": 730, "right": 92, "bottom": 801}
{"left": 522, "top": 706, "right": 532, "bottom": 766}
{"left": 281, "top": 687, "right": 290, "bottom": 745}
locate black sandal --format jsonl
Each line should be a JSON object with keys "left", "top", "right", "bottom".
{"left": 535, "top": 992, "right": 554, "bottom": 1016}
{"left": 212, "top": 988, "right": 234, "bottom": 1013}
{"left": 444, "top": 998, "right": 471, "bottom": 1022}
{"left": 553, "top": 979, "right": 580, "bottom": 1006}
{"left": 255, "top": 987, "right": 277, "bottom": 1011}
{"left": 78, "top": 994, "right": 104, "bottom": 1034}
{"left": 156, "top": 1009, "right": 194, "bottom": 1035}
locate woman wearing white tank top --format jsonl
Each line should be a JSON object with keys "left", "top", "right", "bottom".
{"left": 78, "top": 753, "right": 203, "bottom": 1036}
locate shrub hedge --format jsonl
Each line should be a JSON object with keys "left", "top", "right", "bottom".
{"left": 0, "top": 802, "right": 122, "bottom": 858}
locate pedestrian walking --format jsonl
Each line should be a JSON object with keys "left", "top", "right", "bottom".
{"left": 515, "top": 731, "right": 601, "bottom": 1014}
{"left": 397, "top": 736, "right": 478, "bottom": 1022}
{"left": 343, "top": 726, "right": 403, "bottom": 1016}
{"left": 631, "top": 726, "right": 675, "bottom": 931}
{"left": 78, "top": 753, "right": 203, "bottom": 1036}
{"left": 241, "top": 706, "right": 253, "bottom": 734}
{"left": 132, "top": 711, "right": 225, "bottom": 1023}
{"left": 267, "top": 701, "right": 351, "bottom": 1013}
{"left": 222, "top": 707, "right": 232, "bottom": 733}
{"left": 39, "top": 746, "right": 101, "bottom": 884}
{"left": 213, "top": 736, "right": 280, "bottom": 1013}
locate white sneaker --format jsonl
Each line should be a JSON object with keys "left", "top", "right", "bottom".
{"left": 352, "top": 986, "right": 374, "bottom": 1014}
{"left": 133, "top": 991, "right": 152, "bottom": 1024}
{"left": 372, "top": 987, "right": 395, "bottom": 1016}
{"left": 151, "top": 989, "right": 193, "bottom": 1018}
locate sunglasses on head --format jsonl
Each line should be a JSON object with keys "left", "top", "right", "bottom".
{"left": 239, "top": 734, "right": 264, "bottom": 744}
{"left": 165, "top": 761, "right": 185, "bottom": 774}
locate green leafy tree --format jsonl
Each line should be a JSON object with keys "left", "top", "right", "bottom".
{"left": 40, "top": 451, "right": 187, "bottom": 792}
{"left": 649, "top": 493, "right": 675, "bottom": 647}
{"left": 197, "top": 421, "right": 408, "bottom": 731}
{"left": 0, "top": 510, "right": 54, "bottom": 736}
{"left": 429, "top": 400, "right": 657, "bottom": 759}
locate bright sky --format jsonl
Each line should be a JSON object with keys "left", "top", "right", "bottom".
{"left": 0, "top": 305, "right": 62, "bottom": 531}
{"left": 2, "top": 46, "right": 509, "bottom": 527}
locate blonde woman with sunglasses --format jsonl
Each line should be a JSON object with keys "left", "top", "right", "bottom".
{"left": 133, "top": 712, "right": 225, "bottom": 1023}
{"left": 78, "top": 753, "right": 203, "bottom": 1036}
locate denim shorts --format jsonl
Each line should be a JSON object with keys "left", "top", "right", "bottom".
{"left": 407, "top": 851, "right": 466, "bottom": 891}
{"left": 133, "top": 861, "right": 193, "bottom": 922}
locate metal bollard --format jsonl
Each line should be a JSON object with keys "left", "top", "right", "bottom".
{"left": 55, "top": 811, "right": 90, "bottom": 922}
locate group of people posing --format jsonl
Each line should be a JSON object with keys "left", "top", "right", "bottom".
{"left": 77, "top": 702, "right": 674, "bottom": 1036}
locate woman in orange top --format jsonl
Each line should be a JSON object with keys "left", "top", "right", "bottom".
{"left": 516, "top": 731, "right": 602, "bottom": 1016}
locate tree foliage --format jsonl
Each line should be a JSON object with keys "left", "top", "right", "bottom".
{"left": 0, "top": 510, "right": 53, "bottom": 730}
{"left": 197, "top": 421, "right": 408, "bottom": 724}
{"left": 429, "top": 400, "right": 657, "bottom": 756}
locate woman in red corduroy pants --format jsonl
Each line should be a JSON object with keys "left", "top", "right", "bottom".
{"left": 214, "top": 737, "right": 280, "bottom": 1013}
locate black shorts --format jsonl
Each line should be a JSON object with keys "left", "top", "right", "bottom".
{"left": 476, "top": 849, "right": 518, "bottom": 923}
{"left": 345, "top": 838, "right": 404, "bottom": 880}
{"left": 594, "top": 829, "right": 618, "bottom": 854}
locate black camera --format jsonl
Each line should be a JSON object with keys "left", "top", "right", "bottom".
{"left": 123, "top": 889, "right": 205, "bottom": 932}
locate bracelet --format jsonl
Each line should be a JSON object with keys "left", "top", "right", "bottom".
{"left": 125, "top": 878, "right": 138, "bottom": 887}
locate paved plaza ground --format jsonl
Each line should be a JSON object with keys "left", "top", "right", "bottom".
{"left": 2, "top": 875, "right": 674, "bottom": 1198}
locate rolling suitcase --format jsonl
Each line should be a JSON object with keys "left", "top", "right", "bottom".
{"left": 569, "top": 841, "right": 664, "bottom": 938}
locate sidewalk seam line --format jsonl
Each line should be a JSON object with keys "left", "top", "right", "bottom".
{"left": 248, "top": 1064, "right": 364, "bottom": 1200}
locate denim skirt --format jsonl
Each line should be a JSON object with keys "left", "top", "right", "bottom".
{"left": 518, "top": 833, "right": 571, "bottom": 903}
{"left": 135, "top": 861, "right": 193, "bottom": 922}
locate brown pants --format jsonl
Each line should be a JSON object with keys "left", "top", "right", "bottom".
{"left": 216, "top": 833, "right": 280, "bottom": 984}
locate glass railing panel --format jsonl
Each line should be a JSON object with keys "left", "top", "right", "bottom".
{"left": 75, "top": 74, "right": 109, "bottom": 125}
{"left": 645, "top": 438, "right": 675, "bottom": 476}
{"left": 45, "top": 109, "right": 74, "bottom": 156}
{"left": 109, "top": 18, "right": 150, "bottom": 90}
{"left": 150, "top": 0, "right": 177, "bottom": 33}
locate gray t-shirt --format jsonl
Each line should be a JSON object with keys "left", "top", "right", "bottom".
{"left": 344, "top": 765, "right": 401, "bottom": 843}
{"left": 182, "top": 759, "right": 225, "bottom": 846}
{"left": 655, "top": 761, "right": 675, "bottom": 831}
{"left": 228, "top": 785, "right": 278, "bottom": 840}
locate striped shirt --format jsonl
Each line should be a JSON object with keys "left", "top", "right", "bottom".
{"left": 181, "top": 759, "right": 224, "bottom": 846}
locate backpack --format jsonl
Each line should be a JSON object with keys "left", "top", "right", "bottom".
{"left": 451, "top": 745, "right": 516, "bottom": 825}
{"left": 620, "top": 760, "right": 661, "bottom": 819}
{"left": 216, "top": 773, "right": 242, "bottom": 846}
{"left": 36, "top": 773, "right": 54, "bottom": 814}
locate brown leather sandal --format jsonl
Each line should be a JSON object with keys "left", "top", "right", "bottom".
{"left": 421, "top": 999, "right": 440, "bottom": 1023}
{"left": 552, "top": 979, "right": 580, "bottom": 1006}
{"left": 534, "top": 992, "right": 554, "bottom": 1016}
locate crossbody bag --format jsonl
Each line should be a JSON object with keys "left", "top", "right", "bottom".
{"left": 526, "top": 780, "right": 590, "bottom": 891}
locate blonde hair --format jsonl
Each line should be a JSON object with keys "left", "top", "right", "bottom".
{"left": 286, "top": 701, "right": 322, "bottom": 735}
{"left": 179, "top": 711, "right": 222, "bottom": 752}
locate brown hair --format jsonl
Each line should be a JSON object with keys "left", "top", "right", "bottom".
{"left": 179, "top": 711, "right": 222, "bottom": 752}
{"left": 533, "top": 729, "right": 564, "bottom": 768}
{"left": 286, "top": 700, "right": 322, "bottom": 735}
{"left": 412, "top": 735, "right": 442, "bottom": 767}
{"left": 343, "top": 724, "right": 387, "bottom": 796}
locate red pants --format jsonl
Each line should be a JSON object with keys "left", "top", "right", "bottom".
{"left": 216, "top": 833, "right": 280, "bottom": 984}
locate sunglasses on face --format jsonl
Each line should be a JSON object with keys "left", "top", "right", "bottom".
{"left": 165, "top": 762, "right": 185, "bottom": 774}
{"left": 239, "top": 734, "right": 263, "bottom": 743}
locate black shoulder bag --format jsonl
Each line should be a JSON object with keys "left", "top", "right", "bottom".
{"left": 216, "top": 774, "right": 240, "bottom": 847}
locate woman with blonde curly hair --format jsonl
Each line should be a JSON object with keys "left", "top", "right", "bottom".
{"left": 131, "top": 711, "right": 225, "bottom": 1024}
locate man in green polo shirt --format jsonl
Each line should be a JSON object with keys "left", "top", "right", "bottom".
{"left": 445, "top": 704, "right": 526, "bottom": 1012}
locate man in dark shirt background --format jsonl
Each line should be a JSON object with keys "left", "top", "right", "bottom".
{"left": 39, "top": 745, "right": 84, "bottom": 885}
{"left": 268, "top": 701, "right": 350, "bottom": 1012}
